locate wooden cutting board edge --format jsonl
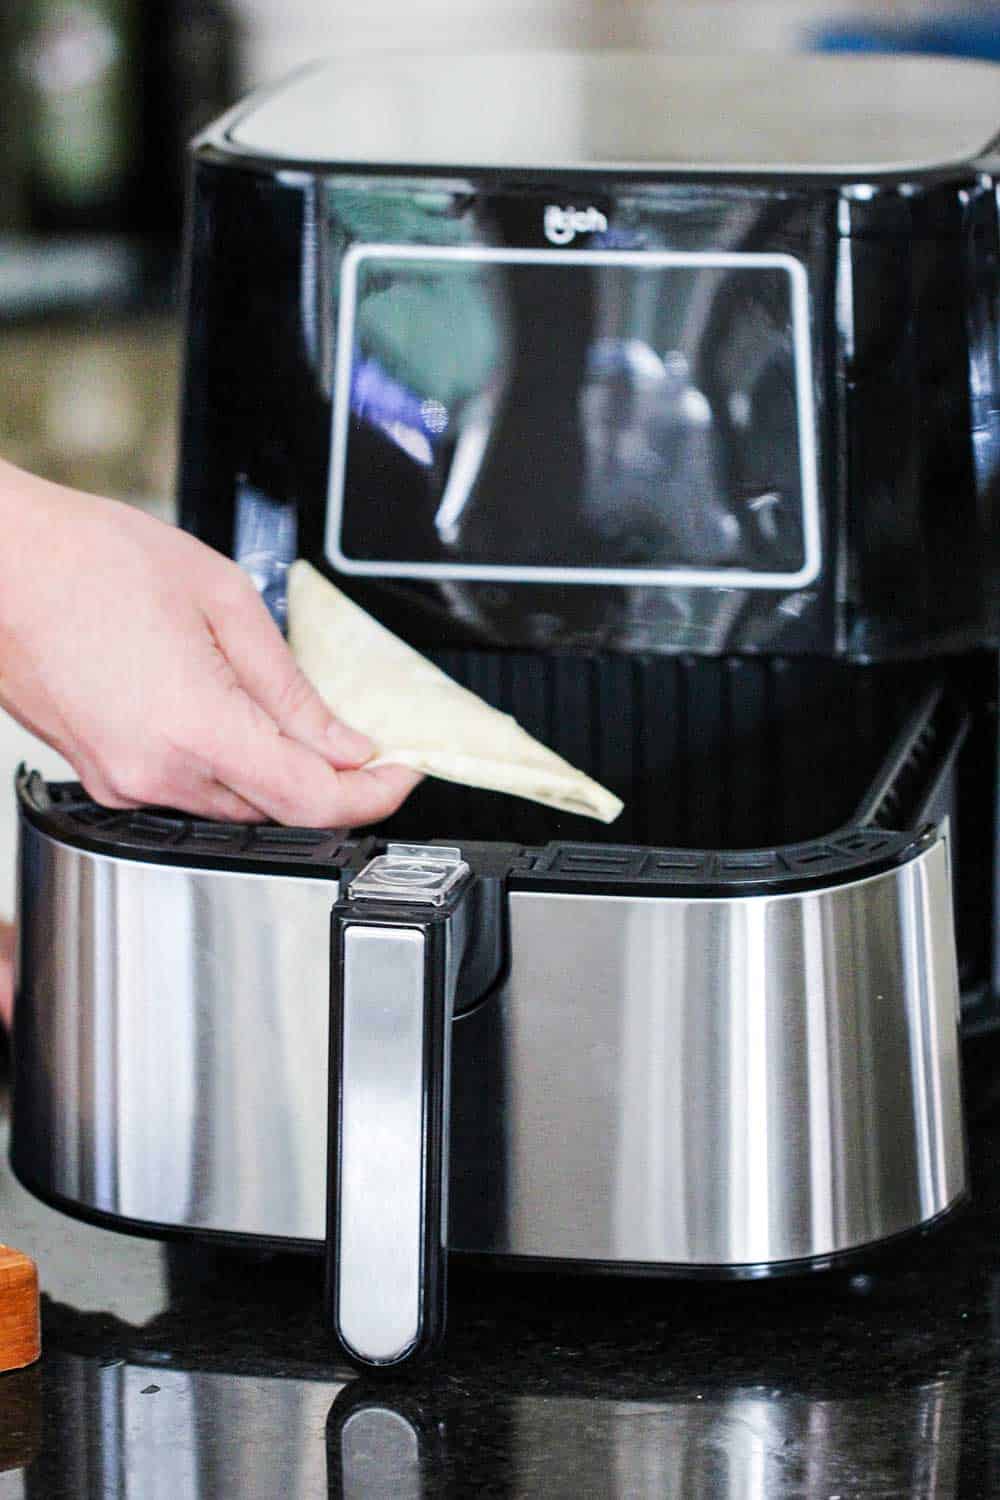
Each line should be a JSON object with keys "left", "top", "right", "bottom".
{"left": 0, "top": 1247, "right": 40, "bottom": 1373}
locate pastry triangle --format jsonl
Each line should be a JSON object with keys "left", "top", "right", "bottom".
{"left": 287, "top": 561, "right": 623, "bottom": 824}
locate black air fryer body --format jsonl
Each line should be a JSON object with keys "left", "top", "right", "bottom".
{"left": 176, "top": 52, "right": 1000, "bottom": 1026}
{"left": 13, "top": 54, "right": 1000, "bottom": 1369}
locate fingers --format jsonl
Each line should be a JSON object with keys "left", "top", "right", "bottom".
{"left": 197, "top": 786, "right": 270, "bottom": 823}
{"left": 205, "top": 573, "right": 374, "bottom": 768}
{"left": 198, "top": 680, "right": 421, "bottom": 828}
{"left": 82, "top": 759, "right": 267, "bottom": 824}
{"left": 157, "top": 780, "right": 267, "bottom": 824}
{"left": 74, "top": 672, "right": 420, "bottom": 829}
{"left": 46, "top": 551, "right": 422, "bottom": 830}
{"left": 307, "top": 763, "right": 424, "bottom": 827}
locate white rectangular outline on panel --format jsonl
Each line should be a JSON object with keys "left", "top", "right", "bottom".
{"left": 325, "top": 243, "right": 822, "bottom": 590}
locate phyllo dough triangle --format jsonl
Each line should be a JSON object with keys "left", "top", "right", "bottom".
{"left": 287, "top": 561, "right": 623, "bottom": 824}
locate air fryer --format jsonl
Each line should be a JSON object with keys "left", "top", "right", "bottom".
{"left": 13, "top": 52, "right": 1000, "bottom": 1370}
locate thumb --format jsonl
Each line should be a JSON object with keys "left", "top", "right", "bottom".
{"left": 206, "top": 569, "right": 374, "bottom": 768}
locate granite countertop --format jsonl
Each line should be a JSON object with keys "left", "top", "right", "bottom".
{"left": 1, "top": 1047, "right": 1000, "bottom": 1499}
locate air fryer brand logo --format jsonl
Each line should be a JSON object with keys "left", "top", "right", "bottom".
{"left": 544, "top": 204, "right": 608, "bottom": 245}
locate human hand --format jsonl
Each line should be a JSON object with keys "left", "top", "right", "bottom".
{"left": 0, "top": 461, "right": 421, "bottom": 826}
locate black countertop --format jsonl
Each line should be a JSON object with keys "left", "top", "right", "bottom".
{"left": 6, "top": 1050, "right": 1000, "bottom": 1498}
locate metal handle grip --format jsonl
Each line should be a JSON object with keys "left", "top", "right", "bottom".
{"left": 326, "top": 846, "right": 471, "bottom": 1370}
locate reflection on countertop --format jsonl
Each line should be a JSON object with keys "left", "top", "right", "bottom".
{"left": 4, "top": 1050, "right": 1000, "bottom": 1498}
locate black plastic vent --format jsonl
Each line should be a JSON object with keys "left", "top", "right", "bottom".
{"left": 18, "top": 775, "right": 350, "bottom": 876}
{"left": 516, "top": 827, "right": 929, "bottom": 896}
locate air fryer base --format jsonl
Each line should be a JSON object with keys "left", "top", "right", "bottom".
{"left": 7, "top": 1163, "right": 967, "bottom": 1282}
{"left": 13, "top": 820, "right": 965, "bottom": 1267}
{"left": 11, "top": 676, "right": 970, "bottom": 1276}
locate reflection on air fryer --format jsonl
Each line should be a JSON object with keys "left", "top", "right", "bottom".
{"left": 29, "top": 1353, "right": 967, "bottom": 1498}
{"left": 338, "top": 256, "right": 808, "bottom": 578}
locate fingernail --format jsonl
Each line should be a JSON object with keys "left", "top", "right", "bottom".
{"left": 327, "top": 719, "right": 375, "bottom": 765}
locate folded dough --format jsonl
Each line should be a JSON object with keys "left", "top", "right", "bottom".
{"left": 287, "top": 561, "right": 624, "bottom": 824}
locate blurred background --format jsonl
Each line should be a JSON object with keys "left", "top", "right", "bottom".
{"left": 0, "top": 0, "right": 998, "bottom": 912}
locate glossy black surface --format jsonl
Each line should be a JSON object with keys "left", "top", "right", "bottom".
{"left": 178, "top": 156, "right": 1000, "bottom": 659}
{"left": 335, "top": 256, "right": 809, "bottom": 576}
{"left": 7, "top": 1046, "right": 1000, "bottom": 1497}
{"left": 173, "top": 107, "right": 1000, "bottom": 1038}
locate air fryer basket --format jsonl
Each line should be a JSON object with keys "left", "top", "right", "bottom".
{"left": 18, "top": 651, "right": 982, "bottom": 985}
{"left": 374, "top": 649, "right": 986, "bottom": 1006}
{"left": 10, "top": 650, "right": 974, "bottom": 1366}
{"left": 20, "top": 655, "right": 972, "bottom": 868}
{"left": 380, "top": 651, "right": 967, "bottom": 851}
